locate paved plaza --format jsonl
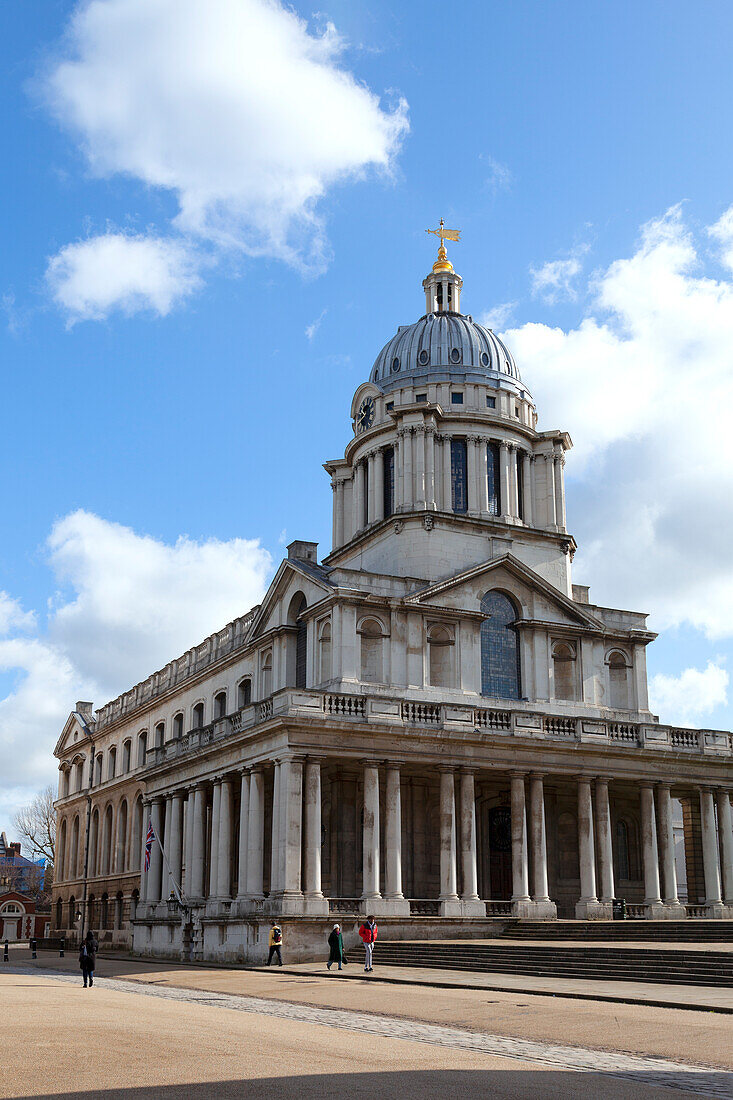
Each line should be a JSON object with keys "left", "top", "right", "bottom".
{"left": 2, "top": 950, "right": 732, "bottom": 1098}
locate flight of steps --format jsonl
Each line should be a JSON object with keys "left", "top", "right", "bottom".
{"left": 495, "top": 919, "right": 733, "bottom": 944}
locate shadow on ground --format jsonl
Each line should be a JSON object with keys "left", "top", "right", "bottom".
{"left": 11, "top": 1069, "right": 733, "bottom": 1100}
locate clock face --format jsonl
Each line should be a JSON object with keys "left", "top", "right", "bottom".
{"left": 357, "top": 396, "right": 375, "bottom": 432}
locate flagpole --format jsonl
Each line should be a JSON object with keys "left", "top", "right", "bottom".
{"left": 148, "top": 819, "right": 183, "bottom": 906}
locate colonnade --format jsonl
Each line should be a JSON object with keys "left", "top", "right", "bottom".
{"left": 139, "top": 763, "right": 733, "bottom": 919}
{"left": 333, "top": 435, "right": 567, "bottom": 547}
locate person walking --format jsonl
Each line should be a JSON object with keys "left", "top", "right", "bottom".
{"left": 358, "top": 916, "right": 378, "bottom": 972}
{"left": 327, "top": 924, "right": 346, "bottom": 971}
{"left": 79, "top": 929, "right": 98, "bottom": 988}
{"left": 267, "top": 923, "right": 283, "bottom": 966}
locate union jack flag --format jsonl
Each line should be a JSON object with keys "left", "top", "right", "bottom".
{"left": 144, "top": 820, "right": 155, "bottom": 872}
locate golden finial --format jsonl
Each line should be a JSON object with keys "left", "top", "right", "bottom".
{"left": 426, "top": 218, "right": 461, "bottom": 272}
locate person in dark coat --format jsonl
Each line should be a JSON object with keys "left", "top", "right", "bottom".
{"left": 327, "top": 924, "right": 346, "bottom": 971}
{"left": 79, "top": 930, "right": 98, "bottom": 988}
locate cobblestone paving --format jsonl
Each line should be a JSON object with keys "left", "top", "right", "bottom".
{"left": 11, "top": 967, "right": 733, "bottom": 1098}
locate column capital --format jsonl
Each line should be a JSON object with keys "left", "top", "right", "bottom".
{"left": 384, "top": 759, "right": 405, "bottom": 770}
{"left": 304, "top": 753, "right": 327, "bottom": 765}
{"left": 460, "top": 766, "right": 478, "bottom": 776}
{"left": 528, "top": 771, "right": 546, "bottom": 781}
{"left": 438, "top": 764, "right": 456, "bottom": 775}
{"left": 509, "top": 769, "right": 527, "bottom": 780}
{"left": 238, "top": 766, "right": 251, "bottom": 777}
{"left": 575, "top": 774, "right": 595, "bottom": 784}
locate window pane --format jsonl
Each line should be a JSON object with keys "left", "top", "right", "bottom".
{"left": 480, "top": 590, "right": 520, "bottom": 699}
{"left": 451, "top": 440, "right": 468, "bottom": 513}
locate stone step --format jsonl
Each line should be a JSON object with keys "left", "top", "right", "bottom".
{"left": 498, "top": 920, "right": 733, "bottom": 943}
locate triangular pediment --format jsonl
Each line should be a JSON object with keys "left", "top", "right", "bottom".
{"left": 404, "top": 554, "right": 603, "bottom": 630}
{"left": 54, "top": 711, "right": 94, "bottom": 760}
{"left": 249, "top": 558, "right": 334, "bottom": 639}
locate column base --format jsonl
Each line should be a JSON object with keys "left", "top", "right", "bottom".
{"left": 268, "top": 892, "right": 306, "bottom": 916}
{"left": 302, "top": 895, "right": 330, "bottom": 917}
{"left": 366, "top": 897, "right": 411, "bottom": 917}
{"left": 640, "top": 901, "right": 668, "bottom": 920}
{"left": 439, "top": 897, "right": 462, "bottom": 917}
{"left": 575, "top": 899, "right": 611, "bottom": 920}
{"left": 527, "top": 898, "right": 557, "bottom": 919}
{"left": 702, "top": 902, "right": 733, "bottom": 918}
{"left": 511, "top": 897, "right": 534, "bottom": 918}
{"left": 459, "top": 898, "right": 488, "bottom": 917}
{"left": 656, "top": 902, "right": 687, "bottom": 919}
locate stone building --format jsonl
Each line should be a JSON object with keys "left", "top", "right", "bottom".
{"left": 52, "top": 244, "right": 733, "bottom": 960}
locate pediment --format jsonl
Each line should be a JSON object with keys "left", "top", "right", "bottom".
{"left": 54, "top": 711, "right": 94, "bottom": 760}
{"left": 249, "top": 558, "right": 334, "bottom": 640}
{"left": 404, "top": 554, "right": 603, "bottom": 630}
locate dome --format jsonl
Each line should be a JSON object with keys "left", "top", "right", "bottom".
{"left": 369, "top": 312, "right": 525, "bottom": 397}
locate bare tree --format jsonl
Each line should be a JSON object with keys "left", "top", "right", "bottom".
{"left": 12, "top": 785, "right": 56, "bottom": 864}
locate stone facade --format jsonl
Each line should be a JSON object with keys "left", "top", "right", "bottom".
{"left": 52, "top": 249, "right": 733, "bottom": 961}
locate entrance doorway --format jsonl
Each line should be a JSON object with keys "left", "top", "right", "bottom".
{"left": 488, "top": 807, "right": 512, "bottom": 900}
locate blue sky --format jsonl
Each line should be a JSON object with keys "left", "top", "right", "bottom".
{"left": 2, "top": 0, "right": 733, "bottom": 833}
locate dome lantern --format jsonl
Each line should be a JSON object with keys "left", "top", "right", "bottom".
{"left": 423, "top": 219, "right": 463, "bottom": 314}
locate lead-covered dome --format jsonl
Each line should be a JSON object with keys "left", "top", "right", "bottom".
{"left": 370, "top": 312, "right": 524, "bottom": 396}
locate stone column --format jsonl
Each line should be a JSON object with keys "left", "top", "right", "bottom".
{"left": 395, "top": 429, "right": 405, "bottom": 510}
{"left": 167, "top": 791, "right": 184, "bottom": 900}
{"left": 383, "top": 763, "right": 409, "bottom": 914}
{"left": 403, "top": 428, "right": 414, "bottom": 509}
{"left": 460, "top": 770, "right": 485, "bottom": 915}
{"left": 554, "top": 454, "right": 566, "bottom": 529}
{"left": 335, "top": 481, "right": 344, "bottom": 547}
{"left": 439, "top": 768, "right": 460, "bottom": 914}
{"left": 576, "top": 778, "right": 601, "bottom": 918}
{"left": 216, "top": 778, "right": 233, "bottom": 899}
{"left": 189, "top": 786, "right": 207, "bottom": 898}
{"left": 640, "top": 785, "right": 663, "bottom": 914}
{"left": 529, "top": 455, "right": 537, "bottom": 526}
{"left": 367, "top": 451, "right": 376, "bottom": 524}
{"left": 657, "top": 784, "right": 683, "bottom": 913}
{"left": 529, "top": 773, "right": 555, "bottom": 916}
{"left": 352, "top": 462, "right": 365, "bottom": 535}
{"left": 162, "top": 795, "right": 173, "bottom": 897}
{"left": 331, "top": 481, "right": 338, "bottom": 548}
{"left": 424, "top": 427, "right": 436, "bottom": 509}
{"left": 500, "top": 442, "right": 511, "bottom": 519}
{"left": 522, "top": 453, "right": 533, "bottom": 526}
{"left": 716, "top": 790, "right": 733, "bottom": 908}
{"left": 183, "top": 789, "right": 195, "bottom": 895}
{"left": 374, "top": 448, "right": 385, "bottom": 522}
{"left": 509, "top": 444, "right": 519, "bottom": 517}
{"left": 281, "top": 758, "right": 304, "bottom": 909}
{"left": 147, "top": 798, "right": 164, "bottom": 905}
{"left": 414, "top": 425, "right": 426, "bottom": 508}
{"left": 545, "top": 454, "right": 557, "bottom": 528}
{"left": 700, "top": 788, "right": 723, "bottom": 911}
{"left": 510, "top": 773, "right": 530, "bottom": 914}
{"left": 270, "top": 762, "right": 281, "bottom": 894}
{"left": 139, "top": 798, "right": 150, "bottom": 900}
{"left": 442, "top": 435, "right": 453, "bottom": 512}
{"left": 477, "top": 439, "right": 489, "bottom": 516}
{"left": 208, "top": 779, "right": 221, "bottom": 901}
{"left": 236, "top": 770, "right": 250, "bottom": 901}
{"left": 246, "top": 766, "right": 265, "bottom": 899}
{"left": 594, "top": 779, "right": 615, "bottom": 910}
{"left": 303, "top": 758, "right": 327, "bottom": 913}
{"left": 362, "top": 762, "right": 381, "bottom": 903}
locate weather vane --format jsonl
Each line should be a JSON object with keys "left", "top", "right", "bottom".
{"left": 425, "top": 217, "right": 461, "bottom": 251}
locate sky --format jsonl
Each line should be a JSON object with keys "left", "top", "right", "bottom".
{"left": 2, "top": 0, "right": 733, "bottom": 835}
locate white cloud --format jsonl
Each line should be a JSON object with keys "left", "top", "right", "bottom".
{"left": 503, "top": 204, "right": 733, "bottom": 638}
{"left": 708, "top": 206, "right": 733, "bottom": 272}
{"left": 46, "top": 233, "right": 201, "bottom": 322}
{"left": 530, "top": 247, "right": 587, "bottom": 303}
{"left": 0, "top": 593, "right": 36, "bottom": 636}
{"left": 480, "top": 154, "right": 512, "bottom": 194}
{"left": 0, "top": 510, "right": 272, "bottom": 826}
{"left": 305, "top": 308, "right": 327, "bottom": 341}
{"left": 650, "top": 662, "right": 728, "bottom": 728}
{"left": 480, "top": 302, "right": 515, "bottom": 330}
{"left": 42, "top": 0, "right": 408, "bottom": 318}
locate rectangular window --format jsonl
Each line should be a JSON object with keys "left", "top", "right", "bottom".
{"left": 487, "top": 442, "right": 500, "bottom": 516}
{"left": 451, "top": 392, "right": 464, "bottom": 405}
{"left": 385, "top": 401, "right": 394, "bottom": 412}
{"left": 486, "top": 395, "right": 496, "bottom": 409}
{"left": 383, "top": 447, "right": 395, "bottom": 518}
{"left": 451, "top": 439, "right": 468, "bottom": 513}
{"left": 514, "top": 405, "right": 520, "bottom": 417}
{"left": 416, "top": 393, "right": 427, "bottom": 403}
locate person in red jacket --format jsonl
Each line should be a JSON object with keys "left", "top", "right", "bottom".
{"left": 359, "top": 916, "right": 378, "bottom": 972}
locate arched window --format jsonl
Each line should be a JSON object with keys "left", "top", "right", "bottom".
{"left": 608, "top": 651, "right": 630, "bottom": 710}
{"left": 87, "top": 894, "right": 95, "bottom": 930}
{"left": 116, "top": 800, "right": 128, "bottom": 874}
{"left": 131, "top": 796, "right": 143, "bottom": 872}
{"left": 428, "top": 624, "right": 454, "bottom": 688}
{"left": 318, "top": 621, "right": 332, "bottom": 683}
{"left": 55, "top": 897, "right": 63, "bottom": 930}
{"left": 173, "top": 713, "right": 183, "bottom": 739}
{"left": 552, "top": 642, "right": 576, "bottom": 701}
{"left": 260, "top": 651, "right": 273, "bottom": 698}
{"left": 94, "top": 754, "right": 103, "bottom": 786}
{"left": 192, "top": 702, "right": 204, "bottom": 729}
{"left": 115, "top": 891, "right": 124, "bottom": 930}
{"left": 102, "top": 805, "right": 113, "bottom": 876}
{"left": 58, "top": 819, "right": 67, "bottom": 881}
{"left": 287, "top": 593, "right": 308, "bottom": 689}
{"left": 122, "top": 740, "right": 131, "bottom": 773}
{"left": 137, "top": 730, "right": 148, "bottom": 767}
{"left": 238, "top": 678, "right": 252, "bottom": 708}
{"left": 616, "top": 819, "right": 630, "bottom": 880}
{"left": 130, "top": 888, "right": 139, "bottom": 921}
{"left": 480, "top": 591, "right": 521, "bottom": 699}
{"left": 75, "top": 759, "right": 85, "bottom": 792}
{"left": 214, "top": 691, "right": 227, "bottom": 719}
{"left": 70, "top": 815, "right": 80, "bottom": 879}
{"left": 100, "top": 893, "right": 109, "bottom": 931}
{"left": 89, "top": 808, "right": 100, "bottom": 877}
{"left": 107, "top": 746, "right": 116, "bottom": 781}
{"left": 557, "top": 812, "right": 580, "bottom": 880}
{"left": 59, "top": 768, "right": 69, "bottom": 798}
{"left": 68, "top": 896, "right": 76, "bottom": 927}
{"left": 359, "top": 618, "right": 385, "bottom": 683}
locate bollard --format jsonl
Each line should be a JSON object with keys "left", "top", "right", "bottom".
{"left": 59, "top": 938, "right": 65, "bottom": 958}
{"left": 3, "top": 940, "right": 8, "bottom": 962}
{"left": 31, "top": 938, "right": 37, "bottom": 959}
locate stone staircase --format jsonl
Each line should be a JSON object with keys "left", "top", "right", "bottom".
{"left": 495, "top": 919, "right": 733, "bottom": 943}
